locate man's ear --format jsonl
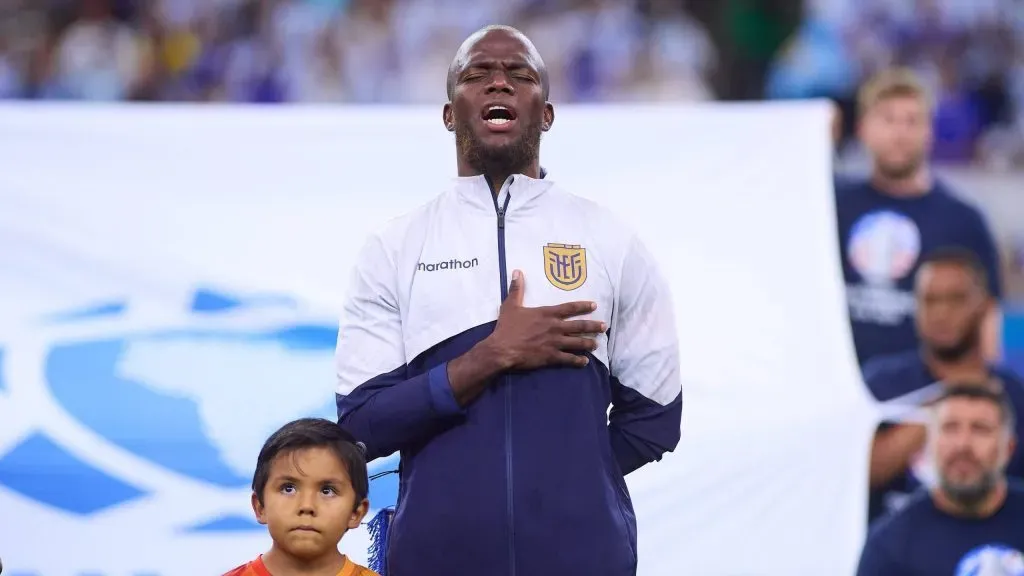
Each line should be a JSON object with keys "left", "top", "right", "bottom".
{"left": 251, "top": 492, "right": 268, "bottom": 525}
{"left": 443, "top": 103, "right": 454, "bottom": 132}
{"left": 542, "top": 102, "right": 554, "bottom": 132}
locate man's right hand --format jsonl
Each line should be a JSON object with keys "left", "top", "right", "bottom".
{"left": 445, "top": 269, "right": 605, "bottom": 407}
{"left": 488, "top": 269, "right": 605, "bottom": 370}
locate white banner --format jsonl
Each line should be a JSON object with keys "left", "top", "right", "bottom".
{"left": 0, "top": 102, "right": 876, "bottom": 575}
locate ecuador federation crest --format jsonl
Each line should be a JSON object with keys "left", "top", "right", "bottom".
{"left": 543, "top": 243, "right": 587, "bottom": 291}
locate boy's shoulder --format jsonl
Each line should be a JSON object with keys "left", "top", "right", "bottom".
{"left": 221, "top": 558, "right": 268, "bottom": 576}
{"left": 344, "top": 558, "right": 381, "bottom": 576}
{"left": 221, "top": 556, "right": 379, "bottom": 576}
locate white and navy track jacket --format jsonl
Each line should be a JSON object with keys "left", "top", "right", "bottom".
{"left": 335, "top": 173, "right": 683, "bottom": 576}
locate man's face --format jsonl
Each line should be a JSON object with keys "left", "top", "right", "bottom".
{"left": 859, "top": 95, "right": 932, "bottom": 179}
{"left": 444, "top": 30, "right": 553, "bottom": 175}
{"left": 915, "top": 263, "right": 987, "bottom": 360}
{"left": 252, "top": 447, "right": 368, "bottom": 560}
{"left": 932, "top": 397, "right": 1012, "bottom": 505}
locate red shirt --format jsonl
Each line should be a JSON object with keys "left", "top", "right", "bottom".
{"left": 222, "top": 555, "right": 379, "bottom": 576}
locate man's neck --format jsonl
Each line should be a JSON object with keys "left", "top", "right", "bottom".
{"left": 870, "top": 167, "right": 930, "bottom": 197}
{"left": 262, "top": 547, "right": 346, "bottom": 576}
{"left": 932, "top": 479, "right": 1007, "bottom": 518}
{"left": 923, "top": 348, "right": 988, "bottom": 382}
{"left": 457, "top": 159, "right": 540, "bottom": 197}
{"left": 485, "top": 173, "right": 514, "bottom": 196}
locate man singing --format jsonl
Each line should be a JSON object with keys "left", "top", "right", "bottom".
{"left": 333, "top": 25, "right": 683, "bottom": 576}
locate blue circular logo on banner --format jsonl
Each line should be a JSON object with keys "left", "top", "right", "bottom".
{"left": 0, "top": 289, "right": 398, "bottom": 532}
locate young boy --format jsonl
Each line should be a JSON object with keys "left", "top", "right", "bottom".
{"left": 223, "top": 417, "right": 379, "bottom": 576}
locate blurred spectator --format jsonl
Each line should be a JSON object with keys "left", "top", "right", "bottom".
{"left": 50, "top": 0, "right": 145, "bottom": 100}
{"left": 856, "top": 385, "right": 1024, "bottom": 575}
{"left": 834, "top": 68, "right": 1003, "bottom": 367}
{"left": 764, "top": 13, "right": 857, "bottom": 100}
{"left": 797, "top": 0, "right": 1024, "bottom": 167}
{"left": 862, "top": 248, "right": 1024, "bottom": 524}
{"left": 0, "top": 34, "right": 20, "bottom": 98}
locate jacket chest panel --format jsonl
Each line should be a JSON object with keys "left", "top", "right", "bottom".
{"left": 401, "top": 209, "right": 613, "bottom": 364}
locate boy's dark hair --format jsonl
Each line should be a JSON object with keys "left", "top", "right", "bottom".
{"left": 252, "top": 418, "right": 369, "bottom": 506}
{"left": 936, "top": 383, "right": 1017, "bottom": 432}
{"left": 917, "top": 246, "right": 989, "bottom": 292}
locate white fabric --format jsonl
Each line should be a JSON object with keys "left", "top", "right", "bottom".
{"left": 0, "top": 102, "right": 877, "bottom": 576}
{"left": 336, "top": 173, "right": 681, "bottom": 407}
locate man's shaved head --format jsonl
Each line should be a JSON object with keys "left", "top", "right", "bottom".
{"left": 443, "top": 25, "right": 554, "bottom": 184}
{"left": 446, "top": 25, "right": 549, "bottom": 102}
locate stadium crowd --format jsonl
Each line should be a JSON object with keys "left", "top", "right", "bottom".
{"left": 785, "top": 0, "right": 1024, "bottom": 169}
{"left": 0, "top": 0, "right": 716, "bottom": 104}
{"left": 5, "top": 0, "right": 1024, "bottom": 166}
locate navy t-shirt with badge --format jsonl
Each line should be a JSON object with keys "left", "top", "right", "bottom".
{"left": 863, "top": 350, "right": 1024, "bottom": 523}
{"left": 835, "top": 178, "right": 1002, "bottom": 367}
{"left": 856, "top": 481, "right": 1024, "bottom": 576}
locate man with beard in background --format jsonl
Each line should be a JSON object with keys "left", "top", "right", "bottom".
{"left": 835, "top": 68, "right": 1002, "bottom": 368}
{"left": 333, "top": 25, "right": 682, "bottom": 576}
{"left": 856, "top": 385, "right": 1024, "bottom": 575}
{"left": 863, "top": 247, "right": 1024, "bottom": 525}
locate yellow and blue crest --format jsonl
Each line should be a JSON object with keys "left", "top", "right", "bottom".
{"left": 543, "top": 243, "right": 587, "bottom": 291}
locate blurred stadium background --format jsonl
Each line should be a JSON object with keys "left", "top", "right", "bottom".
{"left": 1, "top": 0, "right": 1021, "bottom": 363}
{"left": 2, "top": 0, "right": 1024, "bottom": 573}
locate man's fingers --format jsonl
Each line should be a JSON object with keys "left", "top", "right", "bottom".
{"left": 559, "top": 319, "right": 607, "bottom": 335}
{"left": 505, "top": 269, "right": 525, "bottom": 307}
{"left": 556, "top": 336, "right": 598, "bottom": 353}
{"left": 552, "top": 351, "right": 590, "bottom": 367}
{"left": 548, "top": 300, "right": 597, "bottom": 318}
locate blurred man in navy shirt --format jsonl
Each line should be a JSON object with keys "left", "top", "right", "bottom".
{"left": 857, "top": 385, "right": 1024, "bottom": 575}
{"left": 863, "top": 247, "right": 1024, "bottom": 524}
{"left": 835, "top": 67, "right": 1002, "bottom": 367}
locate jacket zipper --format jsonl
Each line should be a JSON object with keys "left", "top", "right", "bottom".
{"left": 492, "top": 177, "right": 515, "bottom": 576}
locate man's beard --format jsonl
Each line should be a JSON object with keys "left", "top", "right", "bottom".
{"left": 925, "top": 313, "right": 982, "bottom": 362}
{"left": 940, "top": 465, "right": 998, "bottom": 512}
{"left": 875, "top": 152, "right": 925, "bottom": 180}
{"left": 455, "top": 118, "right": 542, "bottom": 178}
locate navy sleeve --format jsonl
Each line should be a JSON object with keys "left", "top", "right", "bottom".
{"left": 335, "top": 235, "right": 465, "bottom": 461}
{"left": 336, "top": 364, "right": 464, "bottom": 461}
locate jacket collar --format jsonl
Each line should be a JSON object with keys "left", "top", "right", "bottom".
{"left": 453, "top": 173, "right": 553, "bottom": 213}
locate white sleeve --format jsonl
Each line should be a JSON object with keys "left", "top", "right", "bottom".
{"left": 335, "top": 233, "right": 405, "bottom": 396}
{"left": 334, "top": 233, "right": 463, "bottom": 460}
{"left": 606, "top": 234, "right": 683, "bottom": 474}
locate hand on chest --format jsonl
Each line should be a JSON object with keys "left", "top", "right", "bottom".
{"left": 402, "top": 216, "right": 614, "bottom": 355}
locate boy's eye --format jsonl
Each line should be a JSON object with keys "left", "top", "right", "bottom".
{"left": 321, "top": 485, "right": 338, "bottom": 496}
{"left": 280, "top": 483, "right": 296, "bottom": 494}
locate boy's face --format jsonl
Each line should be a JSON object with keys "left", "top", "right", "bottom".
{"left": 252, "top": 446, "right": 369, "bottom": 560}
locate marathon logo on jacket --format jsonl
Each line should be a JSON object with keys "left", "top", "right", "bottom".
{"left": 417, "top": 258, "right": 479, "bottom": 272}
{"left": 544, "top": 243, "right": 587, "bottom": 291}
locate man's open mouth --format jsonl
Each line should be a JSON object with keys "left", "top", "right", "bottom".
{"left": 482, "top": 104, "right": 517, "bottom": 126}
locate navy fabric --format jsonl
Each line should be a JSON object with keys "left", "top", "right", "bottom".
{"left": 834, "top": 178, "right": 1001, "bottom": 367}
{"left": 857, "top": 482, "right": 1024, "bottom": 575}
{"left": 337, "top": 321, "right": 682, "bottom": 576}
